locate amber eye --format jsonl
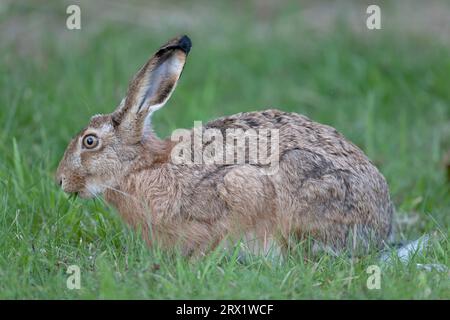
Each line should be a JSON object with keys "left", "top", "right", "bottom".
{"left": 82, "top": 134, "right": 99, "bottom": 149}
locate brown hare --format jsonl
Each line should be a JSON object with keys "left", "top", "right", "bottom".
{"left": 56, "top": 35, "right": 394, "bottom": 258}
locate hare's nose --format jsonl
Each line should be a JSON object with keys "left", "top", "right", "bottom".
{"left": 56, "top": 174, "right": 65, "bottom": 187}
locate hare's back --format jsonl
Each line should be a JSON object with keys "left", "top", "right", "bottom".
{"left": 204, "top": 108, "right": 368, "bottom": 167}
{"left": 205, "top": 109, "right": 309, "bottom": 132}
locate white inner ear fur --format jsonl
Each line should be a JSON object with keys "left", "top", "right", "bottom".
{"left": 142, "top": 104, "right": 162, "bottom": 138}
{"left": 138, "top": 54, "right": 184, "bottom": 138}
{"left": 137, "top": 54, "right": 184, "bottom": 114}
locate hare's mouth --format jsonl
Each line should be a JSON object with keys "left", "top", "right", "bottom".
{"left": 64, "top": 181, "right": 107, "bottom": 199}
{"left": 65, "top": 189, "right": 95, "bottom": 200}
{"left": 67, "top": 192, "right": 79, "bottom": 200}
{"left": 65, "top": 186, "right": 98, "bottom": 199}
{"left": 78, "top": 190, "right": 95, "bottom": 199}
{"left": 65, "top": 189, "right": 89, "bottom": 199}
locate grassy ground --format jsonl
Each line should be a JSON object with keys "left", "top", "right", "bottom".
{"left": 0, "top": 0, "right": 449, "bottom": 299}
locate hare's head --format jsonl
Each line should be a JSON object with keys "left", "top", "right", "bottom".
{"left": 56, "top": 35, "right": 191, "bottom": 198}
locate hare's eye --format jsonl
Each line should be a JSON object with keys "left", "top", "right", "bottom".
{"left": 82, "top": 135, "right": 99, "bottom": 149}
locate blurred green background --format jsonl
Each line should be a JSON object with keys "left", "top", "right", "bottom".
{"left": 0, "top": 0, "right": 448, "bottom": 299}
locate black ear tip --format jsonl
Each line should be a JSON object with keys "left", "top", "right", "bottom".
{"left": 178, "top": 35, "right": 192, "bottom": 54}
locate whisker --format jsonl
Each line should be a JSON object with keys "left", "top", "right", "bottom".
{"left": 97, "top": 183, "right": 137, "bottom": 201}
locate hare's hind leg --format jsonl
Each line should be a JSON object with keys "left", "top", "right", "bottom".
{"left": 275, "top": 148, "right": 355, "bottom": 253}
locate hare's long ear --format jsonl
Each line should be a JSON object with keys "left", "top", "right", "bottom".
{"left": 112, "top": 35, "right": 191, "bottom": 143}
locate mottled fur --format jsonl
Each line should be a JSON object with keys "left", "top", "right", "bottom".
{"left": 57, "top": 35, "right": 394, "bottom": 257}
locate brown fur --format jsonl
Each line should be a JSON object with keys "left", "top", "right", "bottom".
{"left": 56, "top": 35, "right": 394, "bottom": 257}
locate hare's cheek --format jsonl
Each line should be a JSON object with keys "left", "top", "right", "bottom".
{"left": 84, "top": 181, "right": 105, "bottom": 197}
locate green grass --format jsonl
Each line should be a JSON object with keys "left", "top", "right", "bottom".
{"left": 0, "top": 1, "right": 449, "bottom": 299}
